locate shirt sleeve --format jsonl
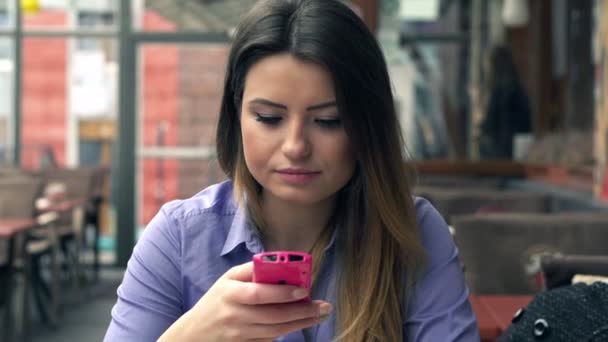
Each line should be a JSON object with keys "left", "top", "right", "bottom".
{"left": 104, "top": 206, "right": 184, "bottom": 342}
{"left": 404, "top": 199, "right": 480, "bottom": 342}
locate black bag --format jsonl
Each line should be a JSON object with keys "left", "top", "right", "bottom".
{"left": 498, "top": 282, "right": 608, "bottom": 341}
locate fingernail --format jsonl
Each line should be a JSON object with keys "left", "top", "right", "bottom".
{"left": 319, "top": 303, "right": 332, "bottom": 316}
{"left": 293, "top": 288, "right": 308, "bottom": 299}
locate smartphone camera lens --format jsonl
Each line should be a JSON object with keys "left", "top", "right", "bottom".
{"left": 280, "top": 256, "right": 285, "bottom": 261}
{"left": 262, "top": 255, "right": 277, "bottom": 262}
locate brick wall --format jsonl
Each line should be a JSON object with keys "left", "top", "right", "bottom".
{"left": 21, "top": 11, "right": 67, "bottom": 169}
{"left": 140, "top": 12, "right": 179, "bottom": 224}
{"left": 176, "top": 45, "right": 229, "bottom": 200}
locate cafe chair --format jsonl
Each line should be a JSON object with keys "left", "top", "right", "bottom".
{"left": 39, "top": 167, "right": 101, "bottom": 296}
{"left": 452, "top": 212, "right": 608, "bottom": 294}
{"left": 414, "top": 174, "right": 505, "bottom": 190}
{"left": 414, "top": 188, "right": 549, "bottom": 224}
{"left": 0, "top": 176, "right": 45, "bottom": 336}
{"left": 1, "top": 235, "right": 13, "bottom": 339}
{"left": 540, "top": 254, "right": 608, "bottom": 290}
{"left": 26, "top": 211, "right": 61, "bottom": 327}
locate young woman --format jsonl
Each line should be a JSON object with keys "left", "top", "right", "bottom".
{"left": 104, "top": 1, "right": 479, "bottom": 341}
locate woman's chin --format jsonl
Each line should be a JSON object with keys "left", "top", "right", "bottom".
{"left": 265, "top": 188, "right": 329, "bottom": 206}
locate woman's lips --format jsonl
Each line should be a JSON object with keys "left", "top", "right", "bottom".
{"left": 275, "top": 169, "right": 321, "bottom": 185}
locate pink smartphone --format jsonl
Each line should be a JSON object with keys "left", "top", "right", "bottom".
{"left": 252, "top": 251, "right": 312, "bottom": 302}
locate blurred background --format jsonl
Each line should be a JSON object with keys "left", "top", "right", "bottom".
{"left": 1, "top": 0, "right": 607, "bottom": 341}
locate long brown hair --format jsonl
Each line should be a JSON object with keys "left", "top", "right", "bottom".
{"left": 216, "top": 1, "right": 426, "bottom": 340}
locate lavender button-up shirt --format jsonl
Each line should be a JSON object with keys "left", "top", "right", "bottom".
{"left": 104, "top": 181, "right": 480, "bottom": 341}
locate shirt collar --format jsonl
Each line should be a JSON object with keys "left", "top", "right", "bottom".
{"left": 220, "top": 204, "right": 264, "bottom": 256}
{"left": 220, "top": 198, "right": 339, "bottom": 256}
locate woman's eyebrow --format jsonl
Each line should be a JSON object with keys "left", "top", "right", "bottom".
{"left": 306, "top": 101, "right": 337, "bottom": 111}
{"left": 249, "top": 98, "right": 287, "bottom": 109}
{"left": 248, "top": 98, "right": 337, "bottom": 111}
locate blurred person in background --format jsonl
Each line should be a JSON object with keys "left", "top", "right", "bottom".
{"left": 104, "top": 0, "right": 478, "bottom": 341}
{"left": 479, "top": 45, "right": 532, "bottom": 159}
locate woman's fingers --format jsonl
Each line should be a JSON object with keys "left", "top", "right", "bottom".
{"left": 214, "top": 262, "right": 333, "bottom": 340}
{"left": 224, "top": 263, "right": 308, "bottom": 305}
{"left": 226, "top": 279, "right": 309, "bottom": 305}
{"left": 241, "top": 300, "right": 332, "bottom": 325}
{"left": 214, "top": 312, "right": 321, "bottom": 342}
{"left": 246, "top": 315, "right": 325, "bottom": 339}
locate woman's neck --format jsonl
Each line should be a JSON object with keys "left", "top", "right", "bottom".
{"left": 260, "top": 192, "right": 335, "bottom": 252}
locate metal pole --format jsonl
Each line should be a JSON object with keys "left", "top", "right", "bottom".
{"left": 116, "top": 0, "right": 136, "bottom": 267}
{"left": 468, "top": 0, "right": 483, "bottom": 159}
{"left": 12, "top": 0, "right": 22, "bottom": 166}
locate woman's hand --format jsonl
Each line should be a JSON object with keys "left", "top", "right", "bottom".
{"left": 158, "top": 261, "right": 332, "bottom": 342}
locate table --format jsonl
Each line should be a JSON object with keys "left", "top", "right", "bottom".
{"left": 0, "top": 218, "right": 37, "bottom": 238}
{"left": 471, "top": 295, "right": 533, "bottom": 342}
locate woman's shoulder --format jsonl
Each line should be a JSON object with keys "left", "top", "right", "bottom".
{"left": 413, "top": 196, "right": 447, "bottom": 234}
{"left": 160, "top": 180, "right": 238, "bottom": 220}
{"left": 412, "top": 197, "right": 456, "bottom": 264}
{"left": 139, "top": 180, "right": 239, "bottom": 256}
{"left": 144, "top": 180, "right": 240, "bottom": 241}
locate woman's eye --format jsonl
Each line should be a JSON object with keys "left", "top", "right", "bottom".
{"left": 316, "top": 118, "right": 342, "bottom": 129}
{"left": 255, "top": 113, "right": 282, "bottom": 125}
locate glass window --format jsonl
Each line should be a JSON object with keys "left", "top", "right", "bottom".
{"left": 76, "top": 12, "right": 117, "bottom": 51}
{"left": 70, "top": 38, "right": 117, "bottom": 118}
{"left": 0, "top": 0, "right": 13, "bottom": 28}
{"left": 378, "top": 0, "right": 455, "bottom": 159}
{"left": 136, "top": 43, "right": 229, "bottom": 230}
{"left": 21, "top": 36, "right": 117, "bottom": 256}
{"left": 0, "top": 37, "right": 12, "bottom": 164}
{"left": 23, "top": 0, "right": 117, "bottom": 30}
{"left": 77, "top": 9, "right": 115, "bottom": 29}
{"left": 134, "top": 0, "right": 257, "bottom": 32}
{"left": 0, "top": 36, "right": 10, "bottom": 60}
{"left": 21, "top": 36, "right": 117, "bottom": 166}
{"left": 71, "top": 37, "right": 118, "bottom": 263}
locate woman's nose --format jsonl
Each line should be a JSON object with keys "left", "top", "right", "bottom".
{"left": 281, "top": 120, "right": 312, "bottom": 160}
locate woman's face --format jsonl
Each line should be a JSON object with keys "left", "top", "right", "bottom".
{"left": 240, "top": 53, "right": 356, "bottom": 205}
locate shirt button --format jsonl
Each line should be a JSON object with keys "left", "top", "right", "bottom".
{"left": 512, "top": 308, "right": 525, "bottom": 323}
{"left": 533, "top": 318, "right": 550, "bottom": 339}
